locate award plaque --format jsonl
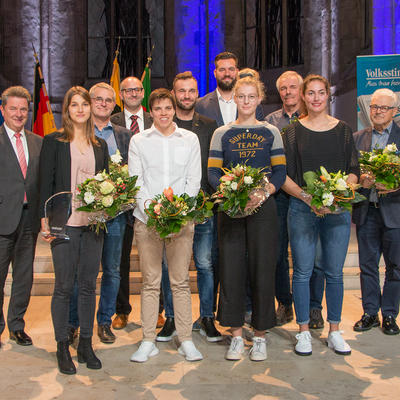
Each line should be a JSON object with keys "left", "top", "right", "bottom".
{"left": 44, "top": 191, "right": 73, "bottom": 239}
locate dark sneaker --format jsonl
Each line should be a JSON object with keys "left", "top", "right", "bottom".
{"left": 156, "top": 317, "right": 176, "bottom": 342}
{"left": 97, "top": 324, "right": 116, "bottom": 344}
{"left": 199, "top": 317, "right": 223, "bottom": 342}
{"left": 353, "top": 313, "right": 380, "bottom": 332}
{"left": 276, "top": 303, "right": 294, "bottom": 326}
{"left": 382, "top": 315, "right": 400, "bottom": 335}
{"left": 309, "top": 308, "right": 324, "bottom": 329}
{"left": 192, "top": 317, "right": 201, "bottom": 331}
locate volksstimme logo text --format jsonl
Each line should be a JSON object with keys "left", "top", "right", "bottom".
{"left": 366, "top": 68, "right": 400, "bottom": 79}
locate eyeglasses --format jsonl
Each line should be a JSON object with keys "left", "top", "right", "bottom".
{"left": 369, "top": 104, "right": 395, "bottom": 113}
{"left": 92, "top": 97, "right": 114, "bottom": 105}
{"left": 236, "top": 94, "right": 258, "bottom": 103}
{"left": 121, "top": 88, "right": 144, "bottom": 94}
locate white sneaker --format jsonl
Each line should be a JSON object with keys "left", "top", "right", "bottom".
{"left": 249, "top": 336, "right": 267, "bottom": 361}
{"left": 130, "top": 341, "right": 159, "bottom": 363}
{"left": 178, "top": 340, "right": 203, "bottom": 361}
{"left": 327, "top": 331, "right": 351, "bottom": 355}
{"left": 225, "top": 336, "right": 245, "bottom": 360}
{"left": 295, "top": 331, "right": 312, "bottom": 356}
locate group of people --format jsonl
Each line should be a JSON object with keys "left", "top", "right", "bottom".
{"left": 0, "top": 51, "right": 399, "bottom": 375}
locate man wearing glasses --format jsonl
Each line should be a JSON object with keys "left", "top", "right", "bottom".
{"left": 69, "top": 83, "right": 132, "bottom": 344}
{"left": 111, "top": 77, "right": 154, "bottom": 331}
{"left": 353, "top": 88, "right": 400, "bottom": 336}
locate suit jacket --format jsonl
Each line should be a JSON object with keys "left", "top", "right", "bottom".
{"left": 39, "top": 131, "right": 109, "bottom": 219}
{"left": 0, "top": 125, "right": 42, "bottom": 234}
{"left": 112, "top": 123, "right": 132, "bottom": 164}
{"left": 174, "top": 112, "right": 217, "bottom": 194}
{"left": 110, "top": 110, "right": 152, "bottom": 130}
{"left": 195, "top": 89, "right": 264, "bottom": 127}
{"left": 352, "top": 122, "right": 400, "bottom": 228}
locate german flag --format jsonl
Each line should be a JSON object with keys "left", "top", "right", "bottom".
{"left": 32, "top": 60, "right": 57, "bottom": 136}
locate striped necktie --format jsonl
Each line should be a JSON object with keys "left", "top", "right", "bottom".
{"left": 130, "top": 115, "right": 140, "bottom": 134}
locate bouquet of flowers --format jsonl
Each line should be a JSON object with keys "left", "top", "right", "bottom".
{"left": 303, "top": 166, "right": 366, "bottom": 212}
{"left": 211, "top": 163, "right": 269, "bottom": 217}
{"left": 359, "top": 143, "right": 400, "bottom": 191}
{"left": 76, "top": 150, "right": 140, "bottom": 232}
{"left": 145, "top": 187, "right": 214, "bottom": 239}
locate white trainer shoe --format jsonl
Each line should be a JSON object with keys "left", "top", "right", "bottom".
{"left": 295, "top": 331, "right": 312, "bottom": 356}
{"left": 249, "top": 336, "right": 267, "bottom": 361}
{"left": 225, "top": 336, "right": 245, "bottom": 360}
{"left": 130, "top": 341, "right": 159, "bottom": 363}
{"left": 327, "top": 330, "right": 351, "bottom": 355}
{"left": 178, "top": 340, "right": 203, "bottom": 361}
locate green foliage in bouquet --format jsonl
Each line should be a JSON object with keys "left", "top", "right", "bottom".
{"left": 211, "top": 163, "right": 268, "bottom": 217}
{"left": 303, "top": 166, "right": 366, "bottom": 212}
{"left": 359, "top": 143, "right": 400, "bottom": 190}
{"left": 145, "top": 187, "right": 213, "bottom": 239}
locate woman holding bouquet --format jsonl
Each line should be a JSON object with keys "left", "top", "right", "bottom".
{"left": 208, "top": 76, "right": 286, "bottom": 361}
{"left": 281, "top": 74, "right": 359, "bottom": 356}
{"left": 39, "top": 86, "right": 109, "bottom": 374}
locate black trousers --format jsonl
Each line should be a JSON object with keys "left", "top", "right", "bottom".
{"left": 51, "top": 226, "right": 103, "bottom": 342}
{"left": 0, "top": 208, "right": 37, "bottom": 335}
{"left": 217, "top": 198, "right": 278, "bottom": 331}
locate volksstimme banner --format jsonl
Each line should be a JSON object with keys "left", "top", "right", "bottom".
{"left": 356, "top": 54, "right": 400, "bottom": 130}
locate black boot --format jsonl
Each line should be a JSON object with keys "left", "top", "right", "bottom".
{"left": 77, "top": 336, "right": 102, "bottom": 369}
{"left": 56, "top": 341, "right": 76, "bottom": 375}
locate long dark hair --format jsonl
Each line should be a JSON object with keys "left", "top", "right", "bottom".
{"left": 59, "top": 86, "right": 98, "bottom": 145}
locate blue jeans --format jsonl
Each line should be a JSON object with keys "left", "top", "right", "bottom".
{"left": 69, "top": 213, "right": 126, "bottom": 327}
{"left": 161, "top": 216, "right": 216, "bottom": 318}
{"left": 288, "top": 198, "right": 351, "bottom": 325}
{"left": 309, "top": 238, "right": 325, "bottom": 311}
{"left": 274, "top": 191, "right": 292, "bottom": 306}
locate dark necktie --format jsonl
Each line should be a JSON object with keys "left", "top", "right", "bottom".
{"left": 130, "top": 115, "right": 140, "bottom": 135}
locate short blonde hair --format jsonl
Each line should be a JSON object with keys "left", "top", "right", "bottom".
{"left": 234, "top": 76, "right": 265, "bottom": 101}
{"left": 89, "top": 82, "right": 116, "bottom": 102}
{"left": 1, "top": 86, "right": 31, "bottom": 106}
{"left": 276, "top": 71, "right": 303, "bottom": 92}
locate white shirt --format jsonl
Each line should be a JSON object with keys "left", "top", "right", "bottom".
{"left": 216, "top": 88, "right": 237, "bottom": 125}
{"left": 128, "top": 123, "right": 201, "bottom": 223}
{"left": 4, "top": 122, "right": 29, "bottom": 164}
{"left": 124, "top": 107, "right": 145, "bottom": 132}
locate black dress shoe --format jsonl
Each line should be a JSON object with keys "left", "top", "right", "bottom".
{"left": 353, "top": 313, "right": 380, "bottom": 332}
{"left": 382, "top": 315, "right": 400, "bottom": 335}
{"left": 9, "top": 330, "right": 33, "bottom": 346}
{"left": 276, "top": 303, "right": 294, "bottom": 326}
{"left": 156, "top": 317, "right": 176, "bottom": 342}
{"left": 98, "top": 324, "right": 116, "bottom": 344}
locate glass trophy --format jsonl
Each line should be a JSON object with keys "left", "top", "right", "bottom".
{"left": 44, "top": 191, "right": 73, "bottom": 239}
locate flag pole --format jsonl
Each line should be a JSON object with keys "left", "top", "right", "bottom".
{"left": 141, "top": 44, "right": 155, "bottom": 82}
{"left": 31, "top": 43, "right": 56, "bottom": 132}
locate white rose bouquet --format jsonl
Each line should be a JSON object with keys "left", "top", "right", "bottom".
{"left": 303, "top": 166, "right": 365, "bottom": 213}
{"left": 211, "top": 163, "right": 270, "bottom": 217}
{"left": 359, "top": 143, "right": 400, "bottom": 191}
{"left": 76, "top": 150, "right": 140, "bottom": 232}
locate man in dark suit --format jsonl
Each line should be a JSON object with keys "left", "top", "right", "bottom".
{"left": 68, "top": 83, "right": 133, "bottom": 344}
{"left": 110, "top": 76, "right": 153, "bottom": 330}
{"left": 110, "top": 76, "right": 152, "bottom": 131}
{"left": 353, "top": 88, "right": 400, "bottom": 335}
{"left": 0, "top": 86, "right": 42, "bottom": 347}
{"left": 156, "top": 71, "right": 222, "bottom": 343}
{"left": 195, "top": 51, "right": 263, "bottom": 127}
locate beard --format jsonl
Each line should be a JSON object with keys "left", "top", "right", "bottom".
{"left": 217, "top": 76, "right": 236, "bottom": 91}
{"left": 176, "top": 98, "right": 196, "bottom": 111}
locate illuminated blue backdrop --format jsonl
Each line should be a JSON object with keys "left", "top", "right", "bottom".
{"left": 373, "top": 0, "right": 400, "bottom": 54}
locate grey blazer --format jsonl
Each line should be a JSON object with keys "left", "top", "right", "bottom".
{"left": 352, "top": 122, "right": 400, "bottom": 228}
{"left": 0, "top": 125, "right": 42, "bottom": 234}
{"left": 110, "top": 110, "right": 152, "bottom": 130}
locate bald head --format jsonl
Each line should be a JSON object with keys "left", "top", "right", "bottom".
{"left": 120, "top": 77, "right": 144, "bottom": 113}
